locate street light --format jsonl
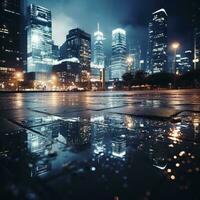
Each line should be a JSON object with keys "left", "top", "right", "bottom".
{"left": 171, "top": 42, "right": 180, "bottom": 88}
{"left": 126, "top": 56, "right": 133, "bottom": 73}
{"left": 193, "top": 58, "right": 199, "bottom": 70}
{"left": 15, "top": 72, "right": 23, "bottom": 91}
{"left": 51, "top": 75, "right": 57, "bottom": 90}
{"left": 51, "top": 75, "right": 57, "bottom": 82}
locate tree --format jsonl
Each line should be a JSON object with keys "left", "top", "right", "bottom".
{"left": 146, "top": 72, "right": 174, "bottom": 88}
{"left": 122, "top": 72, "right": 134, "bottom": 90}
{"left": 133, "top": 70, "right": 146, "bottom": 86}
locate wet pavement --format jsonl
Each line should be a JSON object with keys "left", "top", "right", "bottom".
{"left": 0, "top": 90, "right": 200, "bottom": 200}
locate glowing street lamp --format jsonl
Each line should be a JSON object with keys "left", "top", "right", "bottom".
{"left": 51, "top": 75, "right": 57, "bottom": 82}
{"left": 171, "top": 42, "right": 180, "bottom": 87}
{"left": 172, "top": 42, "right": 180, "bottom": 51}
{"left": 193, "top": 58, "right": 199, "bottom": 71}
{"left": 16, "top": 72, "right": 23, "bottom": 79}
{"left": 15, "top": 72, "right": 23, "bottom": 91}
{"left": 126, "top": 55, "right": 133, "bottom": 73}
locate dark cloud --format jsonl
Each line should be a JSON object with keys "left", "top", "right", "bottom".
{"left": 28, "top": 0, "right": 197, "bottom": 57}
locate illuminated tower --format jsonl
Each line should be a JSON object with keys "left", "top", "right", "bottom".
{"left": 94, "top": 23, "right": 105, "bottom": 67}
{"left": 110, "top": 28, "right": 127, "bottom": 81}
{"left": 146, "top": 9, "right": 168, "bottom": 74}
{"left": 91, "top": 23, "right": 105, "bottom": 82}
{"left": 27, "top": 4, "right": 53, "bottom": 80}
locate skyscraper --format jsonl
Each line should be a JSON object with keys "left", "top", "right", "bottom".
{"left": 0, "top": 0, "right": 24, "bottom": 80}
{"left": 110, "top": 28, "right": 127, "bottom": 81}
{"left": 60, "top": 28, "right": 91, "bottom": 82}
{"left": 94, "top": 23, "right": 105, "bottom": 67}
{"left": 193, "top": 4, "right": 200, "bottom": 70}
{"left": 91, "top": 23, "right": 105, "bottom": 82}
{"left": 52, "top": 43, "right": 59, "bottom": 64}
{"left": 146, "top": 9, "right": 168, "bottom": 74}
{"left": 129, "top": 44, "right": 142, "bottom": 73}
{"left": 27, "top": 4, "right": 53, "bottom": 80}
{"left": 176, "top": 50, "right": 193, "bottom": 75}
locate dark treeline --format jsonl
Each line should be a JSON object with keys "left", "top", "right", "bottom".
{"left": 121, "top": 70, "right": 200, "bottom": 89}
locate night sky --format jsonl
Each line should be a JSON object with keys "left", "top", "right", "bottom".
{"left": 28, "top": 0, "right": 197, "bottom": 58}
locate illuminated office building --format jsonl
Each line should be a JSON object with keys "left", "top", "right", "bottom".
{"left": 176, "top": 50, "right": 193, "bottom": 75}
{"left": 0, "top": 0, "right": 24, "bottom": 85}
{"left": 146, "top": 9, "right": 168, "bottom": 74}
{"left": 91, "top": 23, "right": 105, "bottom": 82}
{"left": 27, "top": 4, "right": 53, "bottom": 80}
{"left": 129, "top": 45, "right": 142, "bottom": 73}
{"left": 110, "top": 28, "right": 127, "bottom": 81}
{"left": 52, "top": 43, "right": 59, "bottom": 64}
{"left": 93, "top": 23, "right": 105, "bottom": 67}
{"left": 52, "top": 58, "right": 80, "bottom": 85}
{"left": 193, "top": 4, "right": 200, "bottom": 70}
{"left": 60, "top": 28, "right": 91, "bottom": 82}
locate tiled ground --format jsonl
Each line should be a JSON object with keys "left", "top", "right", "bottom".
{"left": 0, "top": 90, "right": 200, "bottom": 200}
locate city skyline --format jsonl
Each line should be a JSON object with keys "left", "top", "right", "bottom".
{"left": 28, "top": 0, "right": 196, "bottom": 53}
{"left": 1, "top": 0, "right": 200, "bottom": 90}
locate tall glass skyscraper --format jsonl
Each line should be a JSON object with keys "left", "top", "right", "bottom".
{"left": 110, "top": 28, "right": 127, "bottom": 81}
{"left": 146, "top": 9, "right": 168, "bottom": 74}
{"left": 91, "top": 23, "right": 105, "bottom": 82}
{"left": 27, "top": 4, "right": 53, "bottom": 80}
{"left": 94, "top": 23, "right": 104, "bottom": 67}
{"left": 129, "top": 44, "right": 142, "bottom": 73}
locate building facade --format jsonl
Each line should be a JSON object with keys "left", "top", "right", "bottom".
{"left": 193, "top": 4, "right": 200, "bottom": 70}
{"left": 60, "top": 28, "right": 91, "bottom": 82}
{"left": 129, "top": 45, "right": 142, "bottom": 73}
{"left": 52, "top": 43, "right": 59, "bottom": 64}
{"left": 110, "top": 28, "right": 127, "bottom": 81}
{"left": 0, "top": 0, "right": 24, "bottom": 88}
{"left": 146, "top": 9, "right": 168, "bottom": 74}
{"left": 27, "top": 4, "right": 53, "bottom": 80}
{"left": 52, "top": 59, "right": 80, "bottom": 86}
{"left": 176, "top": 50, "right": 193, "bottom": 75}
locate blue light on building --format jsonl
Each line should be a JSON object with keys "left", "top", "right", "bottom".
{"left": 146, "top": 9, "right": 168, "bottom": 74}
{"left": 91, "top": 23, "right": 105, "bottom": 82}
{"left": 110, "top": 28, "right": 127, "bottom": 81}
{"left": 27, "top": 4, "right": 53, "bottom": 80}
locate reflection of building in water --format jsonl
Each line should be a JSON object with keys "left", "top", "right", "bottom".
{"left": 193, "top": 116, "right": 200, "bottom": 134}
{"left": 168, "top": 126, "right": 182, "bottom": 142}
{"left": 92, "top": 124, "right": 105, "bottom": 155}
{"left": 27, "top": 131, "right": 51, "bottom": 176}
{"left": 27, "top": 132, "right": 47, "bottom": 154}
{"left": 59, "top": 120, "right": 91, "bottom": 148}
{"left": 112, "top": 134, "right": 126, "bottom": 158}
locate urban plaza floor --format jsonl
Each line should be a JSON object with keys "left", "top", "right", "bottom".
{"left": 0, "top": 89, "right": 200, "bottom": 200}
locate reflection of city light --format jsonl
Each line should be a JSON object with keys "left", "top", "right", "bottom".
{"left": 176, "top": 163, "right": 180, "bottom": 167}
{"left": 112, "top": 135, "right": 126, "bottom": 158}
{"left": 167, "top": 169, "right": 172, "bottom": 173}
{"left": 179, "top": 151, "right": 185, "bottom": 157}
{"left": 125, "top": 116, "right": 134, "bottom": 130}
{"left": 168, "top": 127, "right": 182, "bottom": 142}
{"left": 193, "top": 117, "right": 200, "bottom": 133}
{"left": 112, "top": 151, "right": 126, "bottom": 158}
{"left": 94, "top": 145, "right": 104, "bottom": 155}
{"left": 32, "top": 140, "right": 39, "bottom": 148}
{"left": 170, "top": 175, "right": 176, "bottom": 180}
